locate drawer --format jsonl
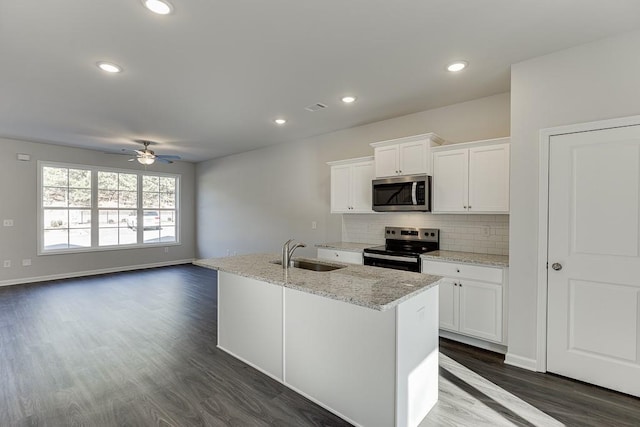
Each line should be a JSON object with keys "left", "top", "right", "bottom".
{"left": 422, "top": 260, "right": 502, "bottom": 283}
{"left": 317, "top": 248, "right": 363, "bottom": 265}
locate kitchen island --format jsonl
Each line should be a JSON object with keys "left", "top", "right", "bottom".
{"left": 194, "top": 254, "right": 442, "bottom": 427}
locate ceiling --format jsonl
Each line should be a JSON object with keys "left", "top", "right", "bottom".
{"left": 2, "top": 1, "right": 640, "bottom": 162}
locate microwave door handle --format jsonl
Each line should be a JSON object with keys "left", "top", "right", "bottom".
{"left": 411, "top": 182, "right": 417, "bottom": 205}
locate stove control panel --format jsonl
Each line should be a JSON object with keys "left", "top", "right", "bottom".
{"left": 385, "top": 227, "right": 439, "bottom": 242}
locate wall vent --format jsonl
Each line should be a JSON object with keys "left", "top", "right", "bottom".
{"left": 304, "top": 103, "right": 327, "bottom": 112}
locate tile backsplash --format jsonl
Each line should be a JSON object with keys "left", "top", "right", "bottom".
{"left": 342, "top": 213, "right": 509, "bottom": 255}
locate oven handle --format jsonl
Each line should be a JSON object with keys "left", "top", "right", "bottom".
{"left": 411, "top": 182, "right": 417, "bottom": 205}
{"left": 363, "top": 253, "right": 419, "bottom": 263}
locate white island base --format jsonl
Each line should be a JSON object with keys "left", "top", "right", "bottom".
{"left": 217, "top": 271, "right": 439, "bottom": 427}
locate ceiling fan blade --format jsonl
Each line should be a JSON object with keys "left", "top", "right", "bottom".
{"left": 128, "top": 158, "right": 135, "bottom": 162}
{"left": 156, "top": 155, "right": 181, "bottom": 160}
{"left": 156, "top": 158, "right": 174, "bottom": 164}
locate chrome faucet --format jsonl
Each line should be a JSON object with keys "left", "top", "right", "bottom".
{"left": 282, "top": 239, "right": 306, "bottom": 268}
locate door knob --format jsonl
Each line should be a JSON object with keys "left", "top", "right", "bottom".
{"left": 552, "top": 263, "right": 563, "bottom": 271}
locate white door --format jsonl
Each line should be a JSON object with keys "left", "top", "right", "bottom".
{"left": 547, "top": 125, "right": 640, "bottom": 397}
{"left": 374, "top": 146, "right": 399, "bottom": 178}
{"left": 468, "top": 143, "right": 510, "bottom": 213}
{"left": 330, "top": 164, "right": 350, "bottom": 213}
{"left": 350, "top": 161, "right": 374, "bottom": 212}
{"left": 432, "top": 149, "right": 468, "bottom": 213}
{"left": 398, "top": 140, "right": 427, "bottom": 175}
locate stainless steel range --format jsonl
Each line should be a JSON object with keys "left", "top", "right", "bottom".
{"left": 363, "top": 227, "right": 439, "bottom": 272}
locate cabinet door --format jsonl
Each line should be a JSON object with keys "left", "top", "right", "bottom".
{"left": 350, "top": 161, "right": 374, "bottom": 212}
{"left": 438, "top": 278, "right": 459, "bottom": 332}
{"left": 399, "top": 140, "right": 427, "bottom": 175}
{"left": 468, "top": 144, "right": 510, "bottom": 213}
{"left": 330, "top": 164, "right": 351, "bottom": 213}
{"left": 432, "top": 149, "right": 468, "bottom": 213}
{"left": 458, "top": 279, "right": 502, "bottom": 342}
{"left": 374, "top": 146, "right": 399, "bottom": 178}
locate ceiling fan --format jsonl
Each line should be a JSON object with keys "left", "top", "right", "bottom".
{"left": 123, "top": 140, "right": 181, "bottom": 165}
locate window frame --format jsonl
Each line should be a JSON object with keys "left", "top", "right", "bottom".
{"left": 38, "top": 161, "right": 181, "bottom": 255}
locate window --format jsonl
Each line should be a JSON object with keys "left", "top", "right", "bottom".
{"left": 39, "top": 162, "right": 180, "bottom": 254}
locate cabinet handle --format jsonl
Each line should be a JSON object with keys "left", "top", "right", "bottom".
{"left": 468, "top": 206, "right": 472, "bottom": 209}
{"left": 456, "top": 268, "right": 460, "bottom": 273}
{"left": 335, "top": 253, "right": 339, "bottom": 257}
{"left": 459, "top": 283, "right": 463, "bottom": 287}
{"left": 399, "top": 170, "right": 402, "bottom": 173}
{"left": 463, "top": 206, "right": 467, "bottom": 209}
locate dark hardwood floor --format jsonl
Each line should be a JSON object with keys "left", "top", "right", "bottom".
{"left": 1, "top": 265, "right": 639, "bottom": 426}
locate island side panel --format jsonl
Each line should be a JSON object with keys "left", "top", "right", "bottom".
{"left": 396, "top": 285, "right": 439, "bottom": 427}
{"left": 218, "top": 271, "right": 284, "bottom": 381}
{"left": 284, "top": 287, "right": 396, "bottom": 427}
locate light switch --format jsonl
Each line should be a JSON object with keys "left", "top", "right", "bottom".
{"left": 22, "top": 259, "right": 32, "bottom": 267}
{"left": 3, "top": 260, "right": 10, "bottom": 268}
{"left": 3, "top": 219, "right": 14, "bottom": 227}
{"left": 311, "top": 221, "right": 317, "bottom": 230}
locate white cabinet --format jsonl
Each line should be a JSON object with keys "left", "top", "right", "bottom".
{"left": 432, "top": 138, "right": 510, "bottom": 214}
{"left": 370, "top": 133, "right": 444, "bottom": 178}
{"left": 327, "top": 157, "right": 374, "bottom": 213}
{"left": 423, "top": 259, "right": 506, "bottom": 344}
{"left": 317, "top": 248, "right": 363, "bottom": 264}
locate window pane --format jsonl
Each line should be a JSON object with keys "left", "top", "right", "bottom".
{"left": 142, "top": 210, "right": 160, "bottom": 230}
{"left": 43, "top": 187, "right": 68, "bottom": 207}
{"left": 98, "top": 190, "right": 118, "bottom": 208}
{"left": 143, "top": 192, "right": 159, "bottom": 208}
{"left": 69, "top": 229, "right": 91, "bottom": 248}
{"left": 143, "top": 175, "right": 159, "bottom": 192}
{"left": 119, "top": 173, "right": 137, "bottom": 191}
{"left": 143, "top": 229, "right": 161, "bottom": 244}
{"left": 44, "top": 229, "right": 68, "bottom": 250}
{"left": 69, "top": 169, "right": 91, "bottom": 188}
{"left": 43, "top": 167, "right": 68, "bottom": 187}
{"left": 99, "top": 210, "right": 119, "bottom": 227}
{"left": 98, "top": 172, "right": 118, "bottom": 190}
{"left": 121, "top": 210, "right": 137, "bottom": 230}
{"left": 44, "top": 210, "right": 67, "bottom": 229}
{"left": 160, "top": 226, "right": 176, "bottom": 243}
{"left": 159, "top": 177, "right": 175, "bottom": 193}
{"left": 119, "top": 228, "right": 137, "bottom": 245}
{"left": 160, "top": 192, "right": 175, "bottom": 208}
{"left": 69, "top": 210, "right": 91, "bottom": 228}
{"left": 160, "top": 210, "right": 175, "bottom": 225}
{"left": 99, "top": 228, "right": 119, "bottom": 246}
{"left": 69, "top": 189, "right": 91, "bottom": 208}
{"left": 119, "top": 191, "right": 137, "bottom": 208}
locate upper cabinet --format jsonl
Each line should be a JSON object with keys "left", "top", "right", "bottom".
{"left": 327, "top": 157, "right": 374, "bottom": 214}
{"left": 432, "top": 137, "right": 510, "bottom": 214}
{"left": 370, "top": 133, "right": 444, "bottom": 178}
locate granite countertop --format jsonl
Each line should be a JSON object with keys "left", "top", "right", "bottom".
{"left": 314, "top": 242, "right": 376, "bottom": 252}
{"left": 194, "top": 253, "right": 441, "bottom": 312}
{"left": 421, "top": 250, "right": 509, "bottom": 267}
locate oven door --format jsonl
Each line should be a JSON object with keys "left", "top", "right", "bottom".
{"left": 363, "top": 252, "right": 421, "bottom": 272}
{"left": 372, "top": 175, "right": 430, "bottom": 212}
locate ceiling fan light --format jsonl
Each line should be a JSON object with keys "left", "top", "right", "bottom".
{"left": 143, "top": 0, "right": 173, "bottom": 15}
{"left": 137, "top": 155, "right": 155, "bottom": 165}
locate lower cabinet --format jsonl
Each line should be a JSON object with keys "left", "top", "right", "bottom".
{"left": 317, "top": 248, "right": 363, "bottom": 264}
{"left": 423, "top": 260, "right": 506, "bottom": 345}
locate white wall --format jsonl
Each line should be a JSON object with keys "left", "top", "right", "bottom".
{"left": 196, "top": 92, "right": 510, "bottom": 259}
{"left": 0, "top": 138, "right": 196, "bottom": 284}
{"left": 509, "top": 29, "right": 640, "bottom": 365}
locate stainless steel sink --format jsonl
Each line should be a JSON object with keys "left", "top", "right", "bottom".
{"left": 271, "top": 259, "right": 345, "bottom": 272}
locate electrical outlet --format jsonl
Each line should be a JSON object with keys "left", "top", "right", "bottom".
{"left": 3, "top": 260, "right": 11, "bottom": 268}
{"left": 22, "top": 259, "right": 31, "bottom": 266}
{"left": 311, "top": 221, "right": 317, "bottom": 230}
{"left": 3, "top": 219, "right": 14, "bottom": 227}
{"left": 226, "top": 249, "right": 231, "bottom": 257}
{"left": 482, "top": 226, "right": 491, "bottom": 237}
{"left": 164, "top": 247, "right": 169, "bottom": 253}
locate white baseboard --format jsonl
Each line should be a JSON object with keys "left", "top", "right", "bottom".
{"left": 504, "top": 352, "right": 538, "bottom": 372}
{"left": 0, "top": 259, "right": 195, "bottom": 287}
{"left": 439, "top": 330, "right": 507, "bottom": 354}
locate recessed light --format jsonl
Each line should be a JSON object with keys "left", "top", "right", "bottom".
{"left": 274, "top": 118, "right": 287, "bottom": 125}
{"left": 97, "top": 62, "right": 122, "bottom": 73}
{"left": 341, "top": 96, "right": 357, "bottom": 104}
{"left": 143, "top": 0, "right": 173, "bottom": 15}
{"left": 447, "top": 61, "right": 468, "bottom": 72}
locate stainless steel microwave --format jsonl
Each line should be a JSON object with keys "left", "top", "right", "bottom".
{"left": 372, "top": 174, "right": 431, "bottom": 212}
